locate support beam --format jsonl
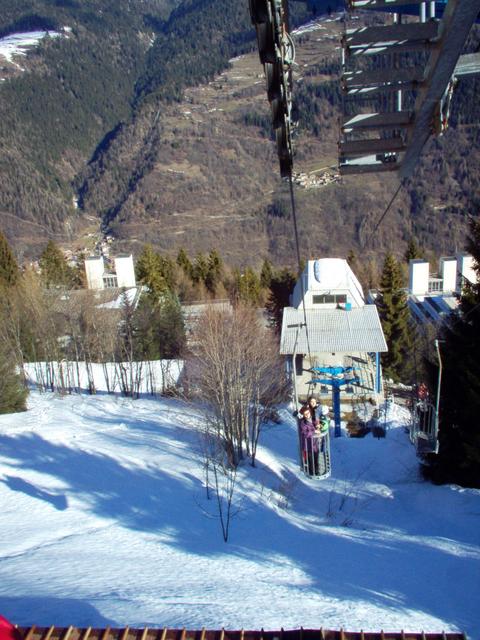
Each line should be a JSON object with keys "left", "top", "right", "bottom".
{"left": 340, "top": 136, "right": 407, "bottom": 156}
{"left": 339, "top": 161, "right": 400, "bottom": 174}
{"left": 342, "top": 111, "right": 414, "bottom": 131}
{"left": 454, "top": 52, "right": 480, "bottom": 78}
{"left": 348, "top": 0, "right": 430, "bottom": 8}
{"left": 347, "top": 40, "right": 435, "bottom": 57}
{"left": 343, "top": 67, "right": 424, "bottom": 89}
{"left": 344, "top": 21, "right": 439, "bottom": 47}
{"left": 400, "top": 0, "right": 480, "bottom": 178}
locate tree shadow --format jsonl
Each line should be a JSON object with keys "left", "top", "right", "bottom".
{"left": 0, "top": 596, "right": 116, "bottom": 627}
{"left": 1, "top": 476, "right": 68, "bottom": 511}
{"left": 0, "top": 431, "right": 200, "bottom": 535}
{"left": 1, "top": 397, "right": 477, "bottom": 635}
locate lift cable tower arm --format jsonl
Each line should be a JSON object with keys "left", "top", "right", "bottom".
{"left": 339, "top": 0, "right": 480, "bottom": 176}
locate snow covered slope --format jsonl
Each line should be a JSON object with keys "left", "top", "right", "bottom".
{"left": 0, "top": 392, "right": 478, "bottom": 635}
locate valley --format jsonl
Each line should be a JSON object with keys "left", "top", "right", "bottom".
{"left": 0, "top": 2, "right": 478, "bottom": 269}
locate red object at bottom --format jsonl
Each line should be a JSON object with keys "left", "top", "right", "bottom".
{"left": 0, "top": 616, "right": 21, "bottom": 640}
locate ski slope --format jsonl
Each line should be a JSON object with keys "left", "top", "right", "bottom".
{"left": 0, "top": 391, "right": 479, "bottom": 636}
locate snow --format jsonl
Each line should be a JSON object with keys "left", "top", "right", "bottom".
{"left": 0, "top": 31, "right": 62, "bottom": 64}
{"left": 0, "top": 390, "right": 479, "bottom": 635}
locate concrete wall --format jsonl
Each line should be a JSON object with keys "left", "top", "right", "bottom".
{"left": 439, "top": 257, "right": 457, "bottom": 293}
{"left": 408, "top": 260, "right": 430, "bottom": 297}
{"left": 85, "top": 256, "right": 105, "bottom": 290}
{"left": 114, "top": 255, "right": 136, "bottom": 288}
{"left": 457, "top": 254, "right": 475, "bottom": 288}
{"left": 85, "top": 254, "right": 136, "bottom": 290}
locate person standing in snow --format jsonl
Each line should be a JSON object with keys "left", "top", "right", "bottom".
{"left": 299, "top": 406, "right": 320, "bottom": 476}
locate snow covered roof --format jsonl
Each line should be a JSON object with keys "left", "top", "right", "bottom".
{"left": 280, "top": 305, "right": 387, "bottom": 354}
{"left": 97, "top": 286, "right": 140, "bottom": 309}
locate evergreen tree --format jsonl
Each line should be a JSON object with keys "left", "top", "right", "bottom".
{"left": 260, "top": 258, "right": 273, "bottom": 289}
{"left": 0, "top": 287, "right": 28, "bottom": 413}
{"left": 159, "top": 256, "right": 176, "bottom": 291}
{"left": 404, "top": 237, "right": 423, "bottom": 263}
{"left": 176, "top": 248, "right": 193, "bottom": 280}
{"left": 135, "top": 291, "right": 185, "bottom": 359}
{"left": 233, "top": 267, "right": 262, "bottom": 306}
{"left": 423, "top": 219, "right": 480, "bottom": 488}
{"left": 205, "top": 249, "right": 223, "bottom": 295}
{"left": 377, "top": 253, "right": 412, "bottom": 381}
{"left": 136, "top": 244, "right": 167, "bottom": 299}
{"left": 0, "top": 229, "right": 19, "bottom": 288}
{"left": 193, "top": 253, "right": 209, "bottom": 285}
{"left": 39, "top": 240, "right": 74, "bottom": 288}
{"left": 0, "top": 340, "right": 28, "bottom": 414}
{"left": 265, "top": 267, "right": 296, "bottom": 332}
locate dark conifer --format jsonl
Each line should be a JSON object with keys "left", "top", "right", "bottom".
{"left": 39, "top": 241, "right": 74, "bottom": 288}
{"left": 404, "top": 238, "right": 423, "bottom": 263}
{"left": 260, "top": 258, "right": 273, "bottom": 289}
{"left": 265, "top": 267, "right": 296, "bottom": 332}
{"left": 0, "top": 234, "right": 28, "bottom": 411}
{"left": 0, "top": 340, "right": 28, "bottom": 414}
{"left": 205, "top": 250, "right": 223, "bottom": 294}
{"left": 423, "top": 219, "right": 480, "bottom": 488}
{"left": 136, "top": 244, "right": 167, "bottom": 299}
{"left": 192, "top": 253, "right": 209, "bottom": 285}
{"left": 135, "top": 291, "right": 185, "bottom": 359}
{"left": 176, "top": 248, "right": 193, "bottom": 280}
{"left": 232, "top": 267, "right": 262, "bottom": 306}
{"left": 0, "top": 230, "right": 19, "bottom": 288}
{"left": 377, "top": 253, "right": 411, "bottom": 381}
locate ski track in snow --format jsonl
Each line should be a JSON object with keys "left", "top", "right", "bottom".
{"left": 0, "top": 391, "right": 479, "bottom": 635}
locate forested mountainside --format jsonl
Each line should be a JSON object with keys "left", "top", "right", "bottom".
{"left": 0, "top": 0, "right": 185, "bottom": 255}
{"left": 0, "top": 0, "right": 478, "bottom": 267}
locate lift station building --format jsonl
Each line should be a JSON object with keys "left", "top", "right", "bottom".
{"left": 280, "top": 258, "right": 388, "bottom": 405}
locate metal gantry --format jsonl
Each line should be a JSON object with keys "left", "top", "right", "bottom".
{"left": 339, "top": 0, "right": 480, "bottom": 176}
{"left": 249, "top": 0, "right": 295, "bottom": 177}
{"left": 310, "top": 366, "right": 361, "bottom": 437}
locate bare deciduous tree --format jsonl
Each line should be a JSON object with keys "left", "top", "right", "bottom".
{"left": 190, "top": 304, "right": 289, "bottom": 540}
{"left": 198, "top": 415, "right": 239, "bottom": 542}
{"left": 190, "top": 304, "right": 289, "bottom": 466}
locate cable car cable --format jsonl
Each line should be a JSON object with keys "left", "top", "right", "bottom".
{"left": 367, "top": 179, "right": 404, "bottom": 246}
{"left": 287, "top": 171, "right": 313, "bottom": 367}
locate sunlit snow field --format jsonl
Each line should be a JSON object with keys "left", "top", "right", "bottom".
{"left": 0, "top": 390, "right": 479, "bottom": 636}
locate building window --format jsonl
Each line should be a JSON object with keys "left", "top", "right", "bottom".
{"left": 103, "top": 275, "right": 118, "bottom": 288}
{"left": 295, "top": 354, "right": 304, "bottom": 376}
{"left": 428, "top": 278, "right": 443, "bottom": 293}
{"left": 313, "top": 294, "right": 347, "bottom": 304}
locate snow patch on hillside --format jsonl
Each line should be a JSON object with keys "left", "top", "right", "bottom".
{"left": 0, "top": 30, "right": 63, "bottom": 64}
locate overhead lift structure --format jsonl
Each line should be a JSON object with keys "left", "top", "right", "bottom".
{"left": 339, "top": 0, "right": 480, "bottom": 176}
{"left": 249, "top": 0, "right": 295, "bottom": 177}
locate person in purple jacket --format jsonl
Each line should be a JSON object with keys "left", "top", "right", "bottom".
{"left": 299, "top": 406, "right": 320, "bottom": 476}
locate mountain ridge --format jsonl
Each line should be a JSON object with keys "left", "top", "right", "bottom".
{"left": 0, "top": 0, "right": 478, "bottom": 267}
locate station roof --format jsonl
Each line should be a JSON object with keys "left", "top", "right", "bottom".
{"left": 280, "top": 306, "right": 388, "bottom": 354}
